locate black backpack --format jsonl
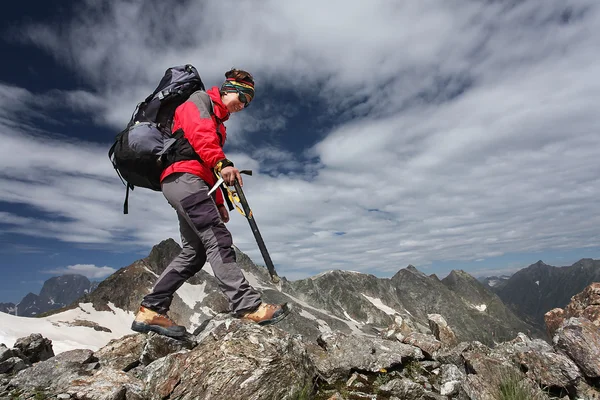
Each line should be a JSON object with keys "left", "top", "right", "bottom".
{"left": 109, "top": 64, "right": 205, "bottom": 214}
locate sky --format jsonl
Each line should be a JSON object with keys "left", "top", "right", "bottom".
{"left": 1, "top": 0, "right": 600, "bottom": 303}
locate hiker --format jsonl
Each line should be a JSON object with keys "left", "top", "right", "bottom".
{"left": 131, "top": 69, "right": 288, "bottom": 338}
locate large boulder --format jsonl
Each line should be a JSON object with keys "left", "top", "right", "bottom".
{"left": 13, "top": 333, "right": 54, "bottom": 363}
{"left": 309, "top": 330, "right": 424, "bottom": 382}
{"left": 554, "top": 317, "right": 600, "bottom": 379}
{"left": 9, "top": 349, "right": 97, "bottom": 390}
{"left": 545, "top": 282, "right": 600, "bottom": 337}
{"left": 427, "top": 314, "right": 458, "bottom": 347}
{"left": 141, "top": 320, "right": 314, "bottom": 400}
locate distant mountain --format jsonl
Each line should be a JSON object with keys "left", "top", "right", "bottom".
{"left": 495, "top": 259, "right": 600, "bottom": 329}
{"left": 5, "top": 275, "right": 96, "bottom": 317}
{"left": 0, "top": 302, "right": 16, "bottom": 315}
{"left": 478, "top": 274, "right": 512, "bottom": 291}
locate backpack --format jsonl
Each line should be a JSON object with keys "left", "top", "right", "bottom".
{"left": 109, "top": 64, "right": 205, "bottom": 214}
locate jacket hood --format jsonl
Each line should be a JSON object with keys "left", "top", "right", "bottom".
{"left": 206, "top": 87, "right": 230, "bottom": 122}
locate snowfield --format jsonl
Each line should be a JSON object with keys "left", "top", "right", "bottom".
{"left": 0, "top": 302, "right": 134, "bottom": 355}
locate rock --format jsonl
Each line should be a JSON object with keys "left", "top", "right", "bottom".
{"left": 9, "top": 349, "right": 97, "bottom": 391}
{"left": 65, "top": 368, "right": 144, "bottom": 400}
{"left": 346, "top": 372, "right": 369, "bottom": 388}
{"left": 427, "top": 314, "right": 458, "bottom": 347}
{"left": 514, "top": 350, "right": 581, "bottom": 389}
{"left": 575, "top": 379, "right": 600, "bottom": 400}
{"left": 554, "top": 317, "right": 600, "bottom": 378}
{"left": 545, "top": 308, "right": 565, "bottom": 338}
{"left": 545, "top": 282, "right": 600, "bottom": 337}
{"left": 310, "top": 330, "right": 424, "bottom": 382}
{"left": 438, "top": 364, "right": 465, "bottom": 396}
{"left": 57, "top": 394, "right": 71, "bottom": 399}
{"left": 489, "top": 332, "right": 581, "bottom": 390}
{"left": 0, "top": 345, "right": 14, "bottom": 363}
{"left": 94, "top": 334, "right": 146, "bottom": 371}
{"left": 13, "top": 333, "right": 54, "bottom": 363}
{"left": 401, "top": 332, "right": 442, "bottom": 358}
{"left": 381, "top": 315, "right": 416, "bottom": 341}
{"left": 378, "top": 378, "right": 424, "bottom": 399}
{"left": 0, "top": 357, "right": 29, "bottom": 374}
{"left": 141, "top": 320, "right": 314, "bottom": 400}
{"left": 435, "top": 341, "right": 490, "bottom": 368}
{"left": 140, "top": 332, "right": 194, "bottom": 366}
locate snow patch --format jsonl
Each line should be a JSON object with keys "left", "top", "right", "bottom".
{"left": 176, "top": 282, "right": 207, "bottom": 310}
{"left": 278, "top": 292, "right": 366, "bottom": 336}
{"left": 487, "top": 279, "right": 500, "bottom": 287}
{"left": 535, "top": 280, "right": 540, "bottom": 286}
{"left": 361, "top": 294, "right": 398, "bottom": 315}
{"left": 143, "top": 267, "right": 158, "bottom": 277}
{"left": 469, "top": 303, "right": 487, "bottom": 312}
{"left": 203, "top": 262, "right": 215, "bottom": 277}
{"left": 310, "top": 270, "right": 334, "bottom": 280}
{"left": 243, "top": 270, "right": 271, "bottom": 290}
{"left": 298, "top": 309, "right": 332, "bottom": 333}
{"left": 0, "top": 302, "right": 134, "bottom": 355}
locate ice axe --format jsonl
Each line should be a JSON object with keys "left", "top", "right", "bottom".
{"left": 210, "top": 170, "right": 281, "bottom": 285}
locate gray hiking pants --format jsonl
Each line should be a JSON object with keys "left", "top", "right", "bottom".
{"left": 141, "top": 172, "right": 261, "bottom": 315}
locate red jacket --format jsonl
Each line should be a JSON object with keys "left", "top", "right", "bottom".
{"left": 160, "top": 87, "right": 229, "bottom": 205}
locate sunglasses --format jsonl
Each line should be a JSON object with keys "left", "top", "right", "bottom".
{"left": 236, "top": 89, "right": 252, "bottom": 108}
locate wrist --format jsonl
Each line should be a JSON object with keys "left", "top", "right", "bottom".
{"left": 214, "top": 159, "right": 234, "bottom": 174}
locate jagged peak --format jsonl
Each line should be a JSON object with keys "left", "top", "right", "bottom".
{"left": 309, "top": 269, "right": 365, "bottom": 280}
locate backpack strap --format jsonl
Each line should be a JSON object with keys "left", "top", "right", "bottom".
{"left": 195, "top": 91, "right": 224, "bottom": 146}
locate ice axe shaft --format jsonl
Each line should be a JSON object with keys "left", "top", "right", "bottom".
{"left": 233, "top": 177, "right": 281, "bottom": 284}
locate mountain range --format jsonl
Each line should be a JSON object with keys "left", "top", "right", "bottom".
{"left": 26, "top": 239, "right": 541, "bottom": 347}
{"left": 1, "top": 240, "right": 598, "bottom": 351}
{"left": 0, "top": 275, "right": 98, "bottom": 317}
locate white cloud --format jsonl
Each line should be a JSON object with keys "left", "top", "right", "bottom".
{"left": 44, "top": 264, "right": 116, "bottom": 279}
{"left": 1, "top": 0, "right": 599, "bottom": 279}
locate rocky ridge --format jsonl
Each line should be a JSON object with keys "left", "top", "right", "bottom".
{"left": 1, "top": 283, "right": 599, "bottom": 399}
{"left": 38, "top": 239, "right": 540, "bottom": 348}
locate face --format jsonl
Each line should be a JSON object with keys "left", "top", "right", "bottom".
{"left": 222, "top": 91, "right": 251, "bottom": 113}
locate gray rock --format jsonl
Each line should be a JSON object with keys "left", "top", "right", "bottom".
{"left": 141, "top": 320, "right": 314, "bottom": 400}
{"left": 64, "top": 368, "right": 144, "bottom": 400}
{"left": 378, "top": 378, "right": 424, "bottom": 399}
{"left": 489, "top": 332, "right": 581, "bottom": 389}
{"left": 310, "top": 330, "right": 424, "bottom": 382}
{"left": 94, "top": 334, "right": 146, "bottom": 371}
{"left": 13, "top": 333, "right": 54, "bottom": 363}
{"left": 427, "top": 314, "right": 458, "bottom": 347}
{"left": 9, "top": 349, "right": 96, "bottom": 390}
{"left": 554, "top": 317, "right": 600, "bottom": 378}
{"left": 0, "top": 357, "right": 29, "bottom": 374}
{"left": 435, "top": 341, "right": 489, "bottom": 368}
{"left": 0, "top": 345, "right": 14, "bottom": 363}
{"left": 439, "top": 364, "right": 465, "bottom": 396}
{"left": 514, "top": 349, "right": 581, "bottom": 388}
{"left": 57, "top": 394, "right": 71, "bottom": 399}
{"left": 401, "top": 332, "right": 442, "bottom": 358}
{"left": 140, "top": 332, "right": 194, "bottom": 366}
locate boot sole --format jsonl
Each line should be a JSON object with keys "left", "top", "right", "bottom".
{"left": 131, "top": 321, "right": 187, "bottom": 338}
{"left": 257, "top": 303, "right": 292, "bottom": 326}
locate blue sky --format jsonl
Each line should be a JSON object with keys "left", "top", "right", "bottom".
{"left": 1, "top": 1, "right": 600, "bottom": 303}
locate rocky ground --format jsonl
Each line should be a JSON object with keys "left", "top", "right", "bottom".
{"left": 1, "top": 283, "right": 599, "bottom": 400}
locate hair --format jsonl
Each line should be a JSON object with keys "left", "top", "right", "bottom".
{"left": 224, "top": 68, "right": 254, "bottom": 86}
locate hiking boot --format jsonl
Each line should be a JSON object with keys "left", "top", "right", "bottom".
{"left": 131, "top": 306, "right": 187, "bottom": 338}
{"left": 239, "top": 302, "right": 291, "bottom": 326}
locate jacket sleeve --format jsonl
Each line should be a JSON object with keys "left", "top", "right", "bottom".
{"left": 176, "top": 92, "right": 226, "bottom": 169}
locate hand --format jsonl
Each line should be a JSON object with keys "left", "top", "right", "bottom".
{"left": 220, "top": 166, "right": 243, "bottom": 186}
{"left": 217, "top": 204, "right": 230, "bottom": 223}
